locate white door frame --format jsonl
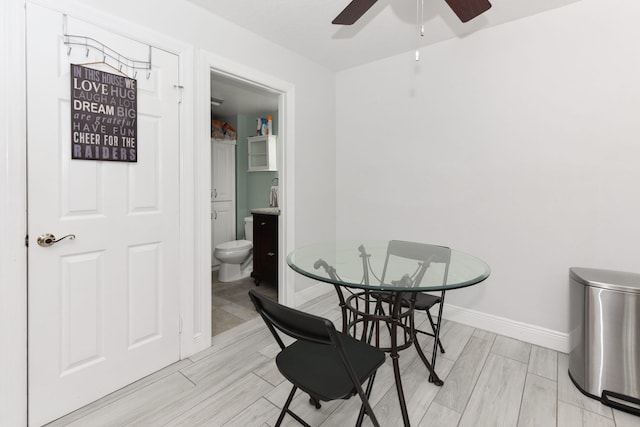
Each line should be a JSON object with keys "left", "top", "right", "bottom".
{"left": 198, "top": 51, "right": 297, "bottom": 319}
{"left": 1, "top": 0, "right": 28, "bottom": 425}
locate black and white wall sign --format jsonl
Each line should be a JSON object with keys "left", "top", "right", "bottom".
{"left": 70, "top": 64, "right": 137, "bottom": 162}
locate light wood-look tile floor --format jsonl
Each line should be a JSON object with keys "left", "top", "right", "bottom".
{"left": 211, "top": 271, "right": 278, "bottom": 336}
{"left": 47, "top": 291, "right": 639, "bottom": 427}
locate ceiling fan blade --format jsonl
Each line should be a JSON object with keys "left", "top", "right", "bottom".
{"left": 332, "top": 0, "right": 378, "bottom": 25}
{"left": 445, "top": 0, "right": 492, "bottom": 23}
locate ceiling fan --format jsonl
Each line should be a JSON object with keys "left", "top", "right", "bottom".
{"left": 332, "top": 0, "right": 492, "bottom": 25}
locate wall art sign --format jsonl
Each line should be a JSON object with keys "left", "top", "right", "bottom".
{"left": 70, "top": 64, "right": 137, "bottom": 162}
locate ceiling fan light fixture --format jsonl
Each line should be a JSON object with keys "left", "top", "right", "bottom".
{"left": 415, "top": 0, "right": 424, "bottom": 62}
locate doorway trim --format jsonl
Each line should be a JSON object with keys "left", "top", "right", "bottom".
{"left": 1, "top": 0, "right": 27, "bottom": 424}
{"left": 197, "top": 50, "right": 296, "bottom": 340}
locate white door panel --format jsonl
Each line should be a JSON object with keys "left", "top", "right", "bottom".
{"left": 211, "top": 140, "right": 235, "bottom": 202}
{"left": 211, "top": 140, "right": 236, "bottom": 268}
{"left": 27, "top": 5, "right": 181, "bottom": 425}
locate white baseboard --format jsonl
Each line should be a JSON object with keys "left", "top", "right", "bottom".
{"left": 293, "top": 283, "right": 334, "bottom": 306}
{"left": 443, "top": 303, "right": 570, "bottom": 353}
{"left": 292, "top": 284, "right": 570, "bottom": 353}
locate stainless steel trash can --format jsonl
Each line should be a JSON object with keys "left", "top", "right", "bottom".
{"left": 569, "top": 267, "right": 640, "bottom": 415}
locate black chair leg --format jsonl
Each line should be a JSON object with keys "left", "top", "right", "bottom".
{"left": 355, "top": 372, "right": 380, "bottom": 427}
{"left": 426, "top": 311, "right": 445, "bottom": 353}
{"left": 276, "top": 386, "right": 296, "bottom": 427}
{"left": 276, "top": 385, "right": 311, "bottom": 427}
{"left": 309, "top": 396, "right": 321, "bottom": 409}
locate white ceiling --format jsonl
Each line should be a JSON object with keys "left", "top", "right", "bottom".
{"left": 204, "top": 0, "right": 582, "bottom": 118}
{"left": 210, "top": 72, "right": 279, "bottom": 118}
{"left": 191, "top": 0, "right": 582, "bottom": 71}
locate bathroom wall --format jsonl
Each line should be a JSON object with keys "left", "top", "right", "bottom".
{"left": 236, "top": 112, "right": 279, "bottom": 238}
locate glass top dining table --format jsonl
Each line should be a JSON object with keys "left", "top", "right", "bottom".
{"left": 287, "top": 240, "right": 491, "bottom": 426}
{"left": 286, "top": 240, "right": 490, "bottom": 292}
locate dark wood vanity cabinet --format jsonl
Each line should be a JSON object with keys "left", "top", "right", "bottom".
{"left": 251, "top": 213, "right": 278, "bottom": 286}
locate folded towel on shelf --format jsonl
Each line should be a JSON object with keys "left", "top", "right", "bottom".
{"left": 269, "top": 186, "right": 278, "bottom": 208}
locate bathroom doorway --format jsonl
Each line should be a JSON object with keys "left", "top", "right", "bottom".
{"left": 209, "top": 71, "right": 280, "bottom": 336}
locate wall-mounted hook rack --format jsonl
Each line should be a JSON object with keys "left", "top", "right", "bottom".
{"left": 63, "top": 32, "right": 152, "bottom": 77}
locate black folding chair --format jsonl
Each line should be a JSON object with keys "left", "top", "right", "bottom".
{"left": 380, "top": 241, "right": 451, "bottom": 370}
{"left": 248, "top": 289, "right": 385, "bottom": 427}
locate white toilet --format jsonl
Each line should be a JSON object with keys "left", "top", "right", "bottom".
{"left": 214, "top": 216, "right": 254, "bottom": 282}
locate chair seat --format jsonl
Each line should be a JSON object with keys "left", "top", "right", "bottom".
{"left": 374, "top": 292, "right": 441, "bottom": 311}
{"left": 412, "top": 293, "right": 441, "bottom": 310}
{"left": 277, "top": 334, "right": 385, "bottom": 402}
{"left": 398, "top": 292, "right": 441, "bottom": 310}
{"left": 249, "top": 288, "right": 385, "bottom": 426}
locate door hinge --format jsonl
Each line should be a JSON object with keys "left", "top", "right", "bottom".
{"left": 25, "top": 234, "right": 29, "bottom": 247}
{"left": 178, "top": 315, "right": 183, "bottom": 334}
{"left": 173, "top": 84, "right": 184, "bottom": 103}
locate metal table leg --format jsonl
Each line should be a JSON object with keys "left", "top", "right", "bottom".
{"left": 390, "top": 292, "right": 411, "bottom": 426}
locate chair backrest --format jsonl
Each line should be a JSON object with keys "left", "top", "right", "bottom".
{"left": 248, "top": 289, "right": 336, "bottom": 349}
{"left": 380, "top": 240, "right": 451, "bottom": 286}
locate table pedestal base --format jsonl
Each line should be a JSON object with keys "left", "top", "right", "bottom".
{"left": 341, "top": 290, "right": 443, "bottom": 426}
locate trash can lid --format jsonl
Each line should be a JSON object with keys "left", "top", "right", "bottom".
{"left": 570, "top": 267, "right": 640, "bottom": 294}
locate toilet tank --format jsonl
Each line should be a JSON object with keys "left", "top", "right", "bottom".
{"left": 244, "top": 216, "right": 253, "bottom": 241}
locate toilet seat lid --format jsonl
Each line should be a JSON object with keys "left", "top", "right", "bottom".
{"left": 215, "top": 239, "right": 252, "bottom": 251}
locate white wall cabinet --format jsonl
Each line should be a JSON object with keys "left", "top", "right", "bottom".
{"left": 211, "top": 139, "right": 236, "bottom": 268}
{"left": 247, "top": 135, "right": 277, "bottom": 172}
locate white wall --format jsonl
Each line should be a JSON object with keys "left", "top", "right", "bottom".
{"left": 336, "top": 0, "right": 640, "bottom": 345}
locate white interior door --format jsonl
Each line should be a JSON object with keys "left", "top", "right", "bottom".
{"left": 27, "top": 5, "right": 181, "bottom": 425}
